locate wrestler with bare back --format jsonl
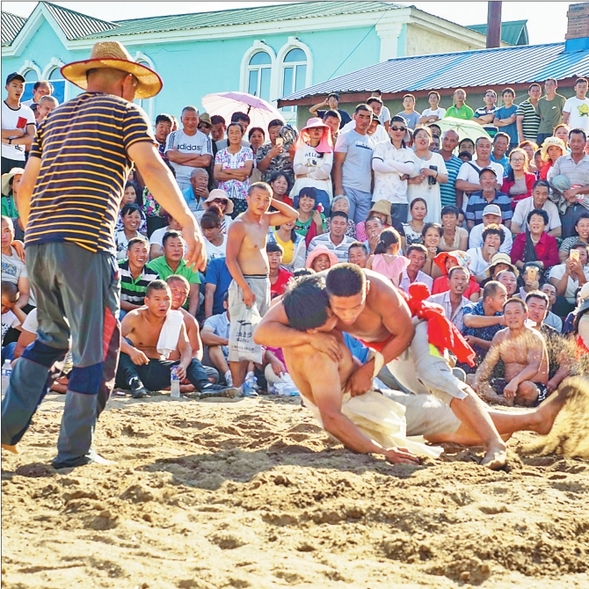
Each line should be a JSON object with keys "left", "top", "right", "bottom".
{"left": 225, "top": 181, "right": 298, "bottom": 387}
{"left": 474, "top": 298, "right": 549, "bottom": 407}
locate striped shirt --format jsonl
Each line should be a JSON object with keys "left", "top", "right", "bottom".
{"left": 516, "top": 99, "right": 540, "bottom": 141}
{"left": 439, "top": 154, "right": 462, "bottom": 207}
{"left": 26, "top": 92, "right": 153, "bottom": 254}
{"left": 118, "top": 259, "right": 160, "bottom": 307}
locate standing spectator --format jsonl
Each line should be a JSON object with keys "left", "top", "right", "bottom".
{"left": 210, "top": 115, "right": 227, "bottom": 148}
{"left": 559, "top": 211, "right": 589, "bottom": 261}
{"left": 35, "top": 96, "right": 59, "bottom": 126}
{"left": 563, "top": 77, "right": 589, "bottom": 133}
{"left": 445, "top": 88, "right": 474, "bottom": 120}
{"left": 371, "top": 115, "right": 414, "bottom": 224}
{"left": 538, "top": 137, "right": 566, "bottom": 181}
{"left": 439, "top": 205, "right": 468, "bottom": 251}
{"left": 1, "top": 73, "right": 35, "bottom": 175}
{"left": 548, "top": 242, "right": 589, "bottom": 317}
{"left": 465, "top": 169, "right": 512, "bottom": 229}
{"left": 419, "top": 91, "right": 446, "bottom": 125}
{"left": 322, "top": 110, "right": 342, "bottom": 142}
{"left": 267, "top": 242, "right": 293, "bottom": 298}
{"left": 516, "top": 83, "right": 542, "bottom": 143}
{"left": 501, "top": 147, "right": 536, "bottom": 206}
{"left": 396, "top": 94, "right": 420, "bottom": 130}
{"left": 536, "top": 78, "right": 566, "bottom": 146}
{"left": 214, "top": 122, "right": 254, "bottom": 216}
{"left": 398, "top": 244, "right": 432, "bottom": 292}
{"left": 553, "top": 123, "right": 570, "bottom": 145}
{"left": 291, "top": 118, "right": 333, "bottom": 211}
{"left": 309, "top": 92, "right": 351, "bottom": 128}
{"left": 215, "top": 112, "right": 251, "bottom": 151}
{"left": 459, "top": 137, "right": 475, "bottom": 155}
{"left": 366, "top": 97, "right": 388, "bottom": 131}
{"left": 248, "top": 126, "right": 265, "bottom": 184}
{"left": 370, "top": 90, "right": 391, "bottom": 126}
{"left": 308, "top": 211, "right": 356, "bottom": 264}
{"left": 429, "top": 265, "right": 472, "bottom": 331}
{"left": 407, "top": 126, "right": 448, "bottom": 224}
{"left": 165, "top": 106, "right": 213, "bottom": 191}
{"left": 154, "top": 113, "right": 173, "bottom": 158}
{"left": 494, "top": 88, "right": 518, "bottom": 150}
{"left": 510, "top": 209, "right": 559, "bottom": 272}
{"left": 256, "top": 118, "right": 294, "bottom": 187}
{"left": 473, "top": 89, "right": 498, "bottom": 134}
{"left": 438, "top": 130, "right": 462, "bottom": 208}
{"left": 490, "top": 132, "right": 510, "bottom": 173}
{"left": 333, "top": 104, "right": 375, "bottom": 223}
{"left": 22, "top": 80, "right": 53, "bottom": 110}
{"left": 512, "top": 179, "right": 561, "bottom": 238}
{"left": 268, "top": 219, "right": 307, "bottom": 271}
{"left": 468, "top": 204, "right": 513, "bottom": 254}
{"left": 197, "top": 113, "right": 212, "bottom": 135}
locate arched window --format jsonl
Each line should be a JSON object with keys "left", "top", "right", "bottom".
{"left": 247, "top": 52, "right": 272, "bottom": 101}
{"left": 22, "top": 69, "right": 38, "bottom": 103}
{"left": 48, "top": 67, "right": 65, "bottom": 104}
{"left": 281, "top": 48, "right": 307, "bottom": 112}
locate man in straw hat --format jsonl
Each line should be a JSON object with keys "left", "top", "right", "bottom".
{"left": 1, "top": 41, "right": 206, "bottom": 469}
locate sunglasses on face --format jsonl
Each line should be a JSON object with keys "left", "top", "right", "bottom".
{"left": 213, "top": 198, "right": 228, "bottom": 204}
{"left": 391, "top": 125, "right": 407, "bottom": 132}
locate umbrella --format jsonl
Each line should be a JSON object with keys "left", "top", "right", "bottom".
{"left": 436, "top": 117, "right": 491, "bottom": 143}
{"left": 201, "top": 91, "right": 284, "bottom": 130}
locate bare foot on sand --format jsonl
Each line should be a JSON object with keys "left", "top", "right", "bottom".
{"left": 533, "top": 378, "right": 586, "bottom": 436}
{"left": 481, "top": 444, "right": 507, "bottom": 470}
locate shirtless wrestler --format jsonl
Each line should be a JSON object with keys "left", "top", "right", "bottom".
{"left": 474, "top": 298, "right": 550, "bottom": 407}
{"left": 254, "top": 263, "right": 509, "bottom": 469}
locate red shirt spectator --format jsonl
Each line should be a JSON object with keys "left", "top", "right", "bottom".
{"left": 270, "top": 266, "right": 293, "bottom": 298}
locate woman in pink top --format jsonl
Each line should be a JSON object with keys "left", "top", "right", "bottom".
{"left": 366, "top": 228, "right": 409, "bottom": 287}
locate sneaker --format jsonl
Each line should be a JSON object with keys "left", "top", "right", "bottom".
{"left": 198, "top": 383, "right": 240, "bottom": 399}
{"left": 240, "top": 381, "right": 259, "bottom": 398}
{"left": 224, "top": 370, "right": 233, "bottom": 387}
{"left": 130, "top": 378, "right": 148, "bottom": 399}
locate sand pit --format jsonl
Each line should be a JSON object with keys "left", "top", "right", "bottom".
{"left": 2, "top": 390, "right": 589, "bottom": 589}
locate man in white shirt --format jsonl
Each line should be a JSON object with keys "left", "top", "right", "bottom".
{"left": 428, "top": 266, "right": 470, "bottom": 331}
{"left": 308, "top": 211, "right": 356, "bottom": 263}
{"left": 468, "top": 204, "right": 513, "bottom": 254}
{"left": 511, "top": 179, "right": 561, "bottom": 237}
{"left": 165, "top": 106, "right": 213, "bottom": 191}
{"left": 419, "top": 91, "right": 447, "bottom": 125}
{"left": 399, "top": 244, "right": 433, "bottom": 293}
{"left": 563, "top": 77, "right": 589, "bottom": 133}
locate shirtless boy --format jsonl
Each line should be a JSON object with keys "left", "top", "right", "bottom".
{"left": 277, "top": 275, "right": 572, "bottom": 463}
{"left": 474, "top": 298, "right": 549, "bottom": 407}
{"left": 255, "top": 264, "right": 508, "bottom": 469}
{"left": 115, "top": 280, "right": 237, "bottom": 398}
{"left": 225, "top": 181, "right": 298, "bottom": 387}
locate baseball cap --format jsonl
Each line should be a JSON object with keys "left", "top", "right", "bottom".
{"left": 5, "top": 72, "right": 25, "bottom": 85}
{"left": 478, "top": 167, "right": 497, "bottom": 178}
{"left": 483, "top": 204, "right": 502, "bottom": 217}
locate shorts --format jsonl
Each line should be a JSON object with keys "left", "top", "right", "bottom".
{"left": 490, "top": 378, "right": 548, "bottom": 406}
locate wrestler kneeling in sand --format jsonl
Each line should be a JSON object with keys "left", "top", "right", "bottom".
{"left": 254, "top": 270, "right": 571, "bottom": 467}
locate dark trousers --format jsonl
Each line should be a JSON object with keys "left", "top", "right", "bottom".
{"left": 536, "top": 133, "right": 552, "bottom": 147}
{"left": 1, "top": 156, "right": 25, "bottom": 175}
{"left": 116, "top": 353, "right": 211, "bottom": 392}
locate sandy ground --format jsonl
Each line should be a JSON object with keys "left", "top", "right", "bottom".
{"left": 2, "top": 388, "right": 589, "bottom": 589}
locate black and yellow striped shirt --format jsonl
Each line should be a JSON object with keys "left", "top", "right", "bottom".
{"left": 26, "top": 92, "right": 153, "bottom": 254}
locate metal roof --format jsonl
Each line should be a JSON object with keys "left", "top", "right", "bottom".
{"left": 41, "top": 2, "right": 117, "bottom": 41}
{"left": 85, "top": 1, "right": 401, "bottom": 39}
{"left": 1, "top": 11, "right": 26, "bottom": 46}
{"left": 279, "top": 43, "right": 589, "bottom": 102}
{"left": 467, "top": 20, "right": 529, "bottom": 46}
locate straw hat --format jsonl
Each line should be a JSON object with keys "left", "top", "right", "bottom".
{"left": 305, "top": 246, "right": 339, "bottom": 269}
{"left": 203, "top": 189, "right": 234, "bottom": 215}
{"left": 540, "top": 136, "right": 566, "bottom": 161}
{"left": 1, "top": 167, "right": 25, "bottom": 197}
{"left": 61, "top": 41, "right": 163, "bottom": 99}
{"left": 485, "top": 252, "right": 519, "bottom": 278}
{"left": 367, "top": 200, "right": 392, "bottom": 227}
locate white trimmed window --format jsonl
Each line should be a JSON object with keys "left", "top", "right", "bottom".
{"left": 247, "top": 51, "right": 272, "bottom": 101}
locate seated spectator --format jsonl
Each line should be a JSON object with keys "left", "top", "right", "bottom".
{"left": 267, "top": 243, "right": 293, "bottom": 298}
{"left": 517, "top": 262, "right": 543, "bottom": 301}
{"left": 501, "top": 148, "right": 535, "bottom": 207}
{"left": 149, "top": 214, "right": 184, "bottom": 260}
{"left": 559, "top": 211, "right": 589, "bottom": 262}
{"left": 553, "top": 123, "right": 570, "bottom": 145}
{"left": 118, "top": 237, "right": 159, "bottom": 319}
{"left": 308, "top": 211, "right": 355, "bottom": 264}
{"left": 496, "top": 268, "right": 519, "bottom": 297}
{"left": 573, "top": 282, "right": 589, "bottom": 352}
{"left": 538, "top": 137, "right": 566, "bottom": 181}
{"left": 462, "top": 280, "right": 508, "bottom": 369}
{"left": 459, "top": 137, "right": 475, "bottom": 155}
{"left": 1, "top": 216, "right": 32, "bottom": 311}
{"left": 268, "top": 219, "right": 306, "bottom": 271}
{"left": 510, "top": 209, "right": 559, "bottom": 272}
{"left": 399, "top": 244, "right": 433, "bottom": 292}
{"left": 348, "top": 241, "right": 369, "bottom": 268}
{"left": 201, "top": 293, "right": 232, "bottom": 386}
{"left": 196, "top": 189, "right": 234, "bottom": 234}
{"left": 466, "top": 168, "right": 512, "bottom": 230}
{"left": 330, "top": 195, "right": 356, "bottom": 238}
{"left": 483, "top": 252, "right": 520, "bottom": 284}
{"left": 366, "top": 228, "right": 408, "bottom": 287}
{"left": 548, "top": 241, "right": 589, "bottom": 317}
{"left": 115, "top": 280, "right": 235, "bottom": 398}
{"left": 467, "top": 224, "right": 505, "bottom": 283}
{"left": 204, "top": 256, "right": 232, "bottom": 319}
{"left": 146, "top": 231, "right": 201, "bottom": 317}
{"left": 458, "top": 150, "right": 473, "bottom": 163}
{"left": 294, "top": 187, "right": 327, "bottom": 247}
{"left": 1, "top": 282, "right": 25, "bottom": 361}
{"left": 182, "top": 168, "right": 209, "bottom": 214}
{"left": 401, "top": 197, "right": 427, "bottom": 250}
{"left": 473, "top": 298, "right": 548, "bottom": 407}
{"left": 115, "top": 183, "right": 147, "bottom": 236}
{"left": 269, "top": 171, "right": 293, "bottom": 208}
{"left": 115, "top": 204, "right": 143, "bottom": 261}
{"left": 141, "top": 184, "right": 167, "bottom": 238}
{"left": 428, "top": 265, "right": 472, "bottom": 331}
{"left": 439, "top": 205, "right": 468, "bottom": 251}
{"left": 200, "top": 205, "right": 227, "bottom": 261}
{"left": 355, "top": 200, "right": 392, "bottom": 242}
{"left": 291, "top": 117, "right": 333, "bottom": 212}
{"left": 468, "top": 204, "right": 513, "bottom": 254}
{"left": 432, "top": 251, "right": 480, "bottom": 301}
{"left": 421, "top": 222, "right": 443, "bottom": 278}
{"left": 540, "top": 282, "right": 563, "bottom": 332}
{"left": 1, "top": 167, "right": 23, "bottom": 219}
{"left": 364, "top": 216, "right": 385, "bottom": 254}
{"left": 518, "top": 140, "right": 539, "bottom": 174}
{"left": 305, "top": 245, "right": 339, "bottom": 272}
{"left": 512, "top": 179, "right": 561, "bottom": 237}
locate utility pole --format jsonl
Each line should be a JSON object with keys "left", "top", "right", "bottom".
{"left": 486, "top": 1, "right": 502, "bottom": 48}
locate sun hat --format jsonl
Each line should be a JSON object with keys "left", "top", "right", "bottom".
{"left": 1, "top": 167, "right": 25, "bottom": 197}
{"left": 367, "top": 200, "right": 392, "bottom": 227}
{"left": 305, "top": 246, "right": 339, "bottom": 269}
{"left": 434, "top": 250, "right": 471, "bottom": 275}
{"left": 203, "top": 189, "right": 234, "bottom": 215}
{"left": 61, "top": 41, "right": 163, "bottom": 99}
{"left": 198, "top": 113, "right": 212, "bottom": 127}
{"left": 296, "top": 117, "right": 332, "bottom": 153}
{"left": 485, "top": 252, "right": 519, "bottom": 278}
{"left": 540, "top": 136, "right": 566, "bottom": 161}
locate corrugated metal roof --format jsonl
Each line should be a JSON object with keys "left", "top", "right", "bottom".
{"left": 280, "top": 43, "right": 589, "bottom": 101}
{"left": 42, "top": 1, "right": 117, "bottom": 41}
{"left": 468, "top": 20, "right": 529, "bottom": 46}
{"left": 1, "top": 11, "right": 26, "bottom": 46}
{"left": 85, "top": 1, "right": 400, "bottom": 39}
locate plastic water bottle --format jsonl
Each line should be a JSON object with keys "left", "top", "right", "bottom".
{"left": 1, "top": 359, "right": 12, "bottom": 392}
{"left": 170, "top": 365, "right": 181, "bottom": 398}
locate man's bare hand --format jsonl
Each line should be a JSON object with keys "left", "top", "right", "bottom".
{"left": 129, "top": 348, "right": 150, "bottom": 366}
{"left": 183, "top": 230, "right": 207, "bottom": 272}
{"left": 504, "top": 379, "right": 518, "bottom": 399}
{"left": 384, "top": 447, "right": 421, "bottom": 465}
{"left": 270, "top": 357, "right": 286, "bottom": 377}
{"left": 309, "top": 332, "right": 342, "bottom": 362}
{"left": 345, "top": 361, "right": 374, "bottom": 397}
{"left": 176, "top": 364, "right": 187, "bottom": 380}
{"left": 242, "top": 286, "right": 256, "bottom": 308}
